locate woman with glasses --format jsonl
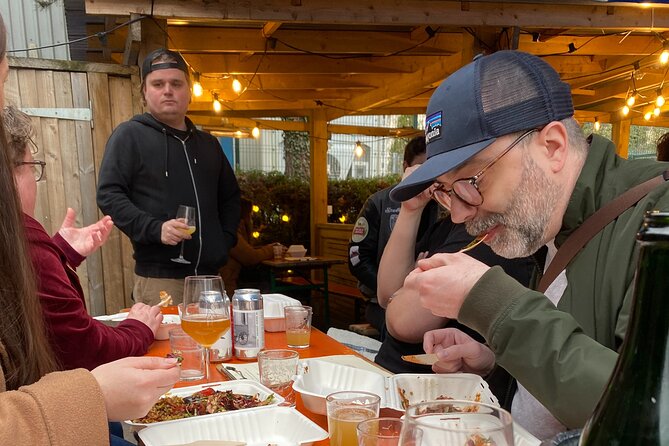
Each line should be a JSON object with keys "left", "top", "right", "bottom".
{"left": 3, "top": 105, "right": 164, "bottom": 371}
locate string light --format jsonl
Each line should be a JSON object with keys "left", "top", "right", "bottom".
{"left": 622, "top": 105, "right": 630, "bottom": 116}
{"left": 232, "top": 76, "right": 242, "bottom": 94}
{"left": 192, "top": 72, "right": 203, "bottom": 97}
{"left": 235, "top": 130, "right": 243, "bottom": 138}
{"left": 626, "top": 94, "right": 636, "bottom": 107}
{"left": 281, "top": 214, "right": 290, "bottom": 222}
{"left": 339, "top": 215, "right": 347, "bottom": 223}
{"left": 252, "top": 126, "right": 260, "bottom": 138}
{"left": 644, "top": 110, "right": 653, "bottom": 121}
{"left": 252, "top": 205, "right": 260, "bottom": 213}
{"left": 354, "top": 141, "right": 364, "bottom": 158}
{"left": 252, "top": 231, "right": 260, "bottom": 239}
{"left": 661, "top": 42, "right": 669, "bottom": 65}
{"left": 655, "top": 106, "right": 661, "bottom": 116}
{"left": 594, "top": 117, "right": 601, "bottom": 131}
{"left": 657, "top": 88, "right": 665, "bottom": 107}
{"left": 212, "top": 92, "right": 222, "bottom": 112}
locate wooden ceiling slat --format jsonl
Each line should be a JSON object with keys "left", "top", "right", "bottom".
{"left": 84, "top": 0, "right": 669, "bottom": 30}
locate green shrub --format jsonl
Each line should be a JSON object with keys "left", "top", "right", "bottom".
{"left": 236, "top": 171, "right": 401, "bottom": 250}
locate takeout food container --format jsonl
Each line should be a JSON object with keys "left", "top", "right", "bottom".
{"left": 138, "top": 406, "right": 328, "bottom": 446}
{"left": 125, "top": 380, "right": 284, "bottom": 427}
{"left": 155, "top": 314, "right": 181, "bottom": 340}
{"left": 286, "top": 244, "right": 307, "bottom": 258}
{"left": 292, "top": 358, "right": 497, "bottom": 415}
{"left": 263, "top": 293, "right": 302, "bottom": 332}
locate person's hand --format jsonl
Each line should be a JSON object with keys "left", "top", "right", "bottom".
{"left": 91, "top": 356, "right": 180, "bottom": 421}
{"left": 126, "top": 303, "right": 163, "bottom": 335}
{"left": 58, "top": 208, "right": 113, "bottom": 257}
{"left": 424, "top": 328, "right": 496, "bottom": 376}
{"left": 400, "top": 165, "right": 434, "bottom": 213}
{"left": 404, "top": 253, "right": 490, "bottom": 319}
{"left": 161, "top": 219, "right": 191, "bottom": 245}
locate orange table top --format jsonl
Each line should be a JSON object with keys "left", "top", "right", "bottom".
{"left": 147, "top": 326, "right": 363, "bottom": 445}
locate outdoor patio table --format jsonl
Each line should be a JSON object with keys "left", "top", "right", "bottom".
{"left": 261, "top": 256, "right": 345, "bottom": 327}
{"left": 145, "top": 322, "right": 385, "bottom": 445}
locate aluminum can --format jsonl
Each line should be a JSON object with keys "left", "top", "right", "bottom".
{"left": 209, "top": 297, "right": 233, "bottom": 363}
{"left": 232, "top": 288, "right": 265, "bottom": 360}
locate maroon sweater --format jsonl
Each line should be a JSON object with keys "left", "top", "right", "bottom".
{"left": 24, "top": 214, "right": 153, "bottom": 370}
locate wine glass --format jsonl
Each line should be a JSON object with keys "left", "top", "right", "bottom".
{"left": 180, "top": 275, "right": 230, "bottom": 380}
{"left": 398, "top": 400, "right": 514, "bottom": 446}
{"left": 171, "top": 205, "right": 196, "bottom": 264}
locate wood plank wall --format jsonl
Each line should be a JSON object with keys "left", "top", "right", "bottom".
{"left": 5, "top": 56, "right": 140, "bottom": 315}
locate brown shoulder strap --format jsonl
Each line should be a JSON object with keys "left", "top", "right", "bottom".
{"left": 537, "top": 171, "right": 668, "bottom": 293}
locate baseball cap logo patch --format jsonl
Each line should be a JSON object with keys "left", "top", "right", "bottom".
{"left": 425, "top": 111, "right": 442, "bottom": 144}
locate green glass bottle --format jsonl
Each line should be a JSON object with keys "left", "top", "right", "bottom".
{"left": 579, "top": 211, "right": 669, "bottom": 445}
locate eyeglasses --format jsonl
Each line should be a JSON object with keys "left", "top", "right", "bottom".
{"left": 432, "top": 129, "right": 537, "bottom": 210}
{"left": 16, "top": 160, "right": 47, "bottom": 182}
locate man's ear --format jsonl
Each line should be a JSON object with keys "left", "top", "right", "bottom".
{"left": 538, "top": 121, "right": 568, "bottom": 173}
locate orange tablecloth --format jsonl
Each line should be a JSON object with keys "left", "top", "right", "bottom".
{"left": 147, "top": 327, "right": 361, "bottom": 445}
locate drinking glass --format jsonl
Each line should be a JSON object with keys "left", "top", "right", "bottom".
{"left": 180, "top": 275, "right": 230, "bottom": 380}
{"left": 357, "top": 417, "right": 403, "bottom": 446}
{"left": 257, "top": 349, "right": 299, "bottom": 406}
{"left": 171, "top": 205, "right": 196, "bottom": 264}
{"left": 327, "top": 391, "right": 381, "bottom": 446}
{"left": 398, "top": 400, "right": 514, "bottom": 446}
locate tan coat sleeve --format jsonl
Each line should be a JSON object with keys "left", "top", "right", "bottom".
{"left": 0, "top": 368, "right": 109, "bottom": 446}
{"left": 229, "top": 226, "right": 274, "bottom": 267}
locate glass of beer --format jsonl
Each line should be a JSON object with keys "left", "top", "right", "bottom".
{"left": 327, "top": 391, "right": 381, "bottom": 446}
{"left": 180, "top": 275, "right": 230, "bottom": 380}
{"left": 285, "top": 305, "right": 312, "bottom": 348}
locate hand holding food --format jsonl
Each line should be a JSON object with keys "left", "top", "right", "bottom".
{"left": 423, "top": 327, "right": 496, "bottom": 376}
{"left": 127, "top": 302, "right": 163, "bottom": 335}
{"left": 91, "top": 356, "right": 180, "bottom": 421}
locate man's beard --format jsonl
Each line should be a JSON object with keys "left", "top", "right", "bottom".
{"left": 465, "top": 152, "right": 561, "bottom": 258}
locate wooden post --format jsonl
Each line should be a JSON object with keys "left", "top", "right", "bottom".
{"left": 309, "top": 109, "right": 329, "bottom": 254}
{"left": 611, "top": 119, "right": 631, "bottom": 159}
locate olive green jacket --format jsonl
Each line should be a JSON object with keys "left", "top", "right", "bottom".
{"left": 459, "top": 134, "right": 669, "bottom": 428}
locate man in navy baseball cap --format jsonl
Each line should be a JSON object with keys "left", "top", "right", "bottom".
{"left": 393, "top": 50, "right": 669, "bottom": 440}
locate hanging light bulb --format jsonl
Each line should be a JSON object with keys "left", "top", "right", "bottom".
{"left": 626, "top": 94, "right": 636, "bottom": 107}
{"left": 594, "top": 118, "right": 601, "bottom": 131}
{"left": 252, "top": 126, "right": 260, "bottom": 138}
{"left": 661, "top": 45, "right": 669, "bottom": 65}
{"left": 252, "top": 204, "right": 260, "bottom": 213}
{"left": 655, "top": 106, "right": 661, "bottom": 116}
{"left": 622, "top": 105, "right": 630, "bottom": 116}
{"left": 644, "top": 110, "right": 653, "bottom": 120}
{"left": 235, "top": 130, "right": 243, "bottom": 138}
{"left": 281, "top": 214, "right": 290, "bottom": 222}
{"left": 657, "top": 88, "right": 665, "bottom": 107}
{"left": 192, "top": 72, "right": 203, "bottom": 97}
{"left": 212, "top": 92, "right": 222, "bottom": 112}
{"left": 252, "top": 231, "right": 260, "bottom": 239}
{"left": 354, "top": 141, "right": 364, "bottom": 158}
{"left": 232, "top": 76, "right": 242, "bottom": 94}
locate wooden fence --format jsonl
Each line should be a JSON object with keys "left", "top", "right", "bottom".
{"left": 6, "top": 56, "right": 142, "bottom": 315}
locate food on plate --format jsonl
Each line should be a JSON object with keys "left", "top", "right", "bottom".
{"left": 133, "top": 387, "right": 275, "bottom": 423}
{"left": 158, "top": 290, "right": 173, "bottom": 307}
{"left": 397, "top": 386, "right": 482, "bottom": 410}
{"left": 465, "top": 433, "right": 496, "bottom": 446}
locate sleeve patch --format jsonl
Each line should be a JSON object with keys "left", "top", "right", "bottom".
{"left": 349, "top": 245, "right": 361, "bottom": 266}
{"left": 351, "top": 217, "right": 369, "bottom": 243}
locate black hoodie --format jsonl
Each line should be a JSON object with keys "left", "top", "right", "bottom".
{"left": 97, "top": 113, "right": 240, "bottom": 278}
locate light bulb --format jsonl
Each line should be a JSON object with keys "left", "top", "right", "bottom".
{"left": 661, "top": 50, "right": 669, "bottom": 65}
{"left": 252, "top": 126, "right": 260, "bottom": 138}
{"left": 655, "top": 106, "right": 661, "bottom": 116}
{"left": 644, "top": 111, "right": 652, "bottom": 120}
{"left": 252, "top": 205, "right": 260, "bottom": 213}
{"left": 657, "top": 94, "right": 665, "bottom": 107}
{"left": 339, "top": 215, "right": 347, "bottom": 223}
{"left": 193, "top": 82, "right": 203, "bottom": 97}
{"left": 235, "top": 130, "right": 243, "bottom": 137}
{"left": 232, "top": 77, "right": 242, "bottom": 93}
{"left": 212, "top": 94, "right": 222, "bottom": 112}
{"left": 594, "top": 119, "right": 601, "bottom": 131}
{"left": 252, "top": 231, "right": 260, "bottom": 239}
{"left": 281, "top": 214, "right": 290, "bottom": 222}
{"left": 354, "top": 141, "right": 364, "bottom": 158}
{"left": 622, "top": 105, "right": 630, "bottom": 116}
{"left": 626, "top": 95, "right": 636, "bottom": 107}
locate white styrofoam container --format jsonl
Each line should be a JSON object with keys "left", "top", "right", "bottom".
{"left": 263, "top": 293, "right": 301, "bottom": 332}
{"left": 293, "top": 358, "right": 497, "bottom": 415}
{"left": 138, "top": 406, "right": 328, "bottom": 446}
{"left": 126, "top": 380, "right": 283, "bottom": 427}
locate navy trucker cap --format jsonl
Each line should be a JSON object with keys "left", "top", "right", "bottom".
{"left": 141, "top": 48, "right": 189, "bottom": 81}
{"left": 390, "top": 50, "right": 574, "bottom": 202}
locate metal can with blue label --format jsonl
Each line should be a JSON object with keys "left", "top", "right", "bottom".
{"left": 232, "top": 288, "right": 264, "bottom": 360}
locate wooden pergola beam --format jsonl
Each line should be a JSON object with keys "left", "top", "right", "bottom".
{"left": 85, "top": 1, "right": 669, "bottom": 30}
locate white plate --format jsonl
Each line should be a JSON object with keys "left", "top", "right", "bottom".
{"left": 138, "top": 407, "right": 328, "bottom": 446}
{"left": 125, "top": 380, "right": 283, "bottom": 427}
